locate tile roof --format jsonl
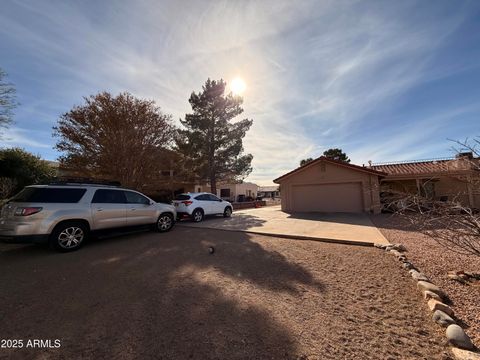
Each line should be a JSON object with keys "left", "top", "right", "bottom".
{"left": 371, "top": 158, "right": 475, "bottom": 176}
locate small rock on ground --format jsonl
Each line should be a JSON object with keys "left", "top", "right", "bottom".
{"left": 386, "top": 243, "right": 407, "bottom": 252}
{"left": 389, "top": 249, "right": 403, "bottom": 258}
{"left": 451, "top": 347, "right": 480, "bottom": 360}
{"left": 402, "top": 261, "right": 415, "bottom": 270}
{"left": 446, "top": 324, "right": 475, "bottom": 350}
{"left": 448, "top": 273, "right": 468, "bottom": 284}
{"left": 424, "top": 290, "right": 443, "bottom": 302}
{"left": 410, "top": 269, "right": 429, "bottom": 282}
{"left": 417, "top": 281, "right": 446, "bottom": 299}
{"left": 428, "top": 299, "right": 454, "bottom": 317}
{"left": 394, "top": 243, "right": 407, "bottom": 252}
{"left": 433, "top": 310, "right": 456, "bottom": 327}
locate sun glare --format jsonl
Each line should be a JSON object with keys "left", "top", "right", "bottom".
{"left": 230, "top": 77, "right": 246, "bottom": 95}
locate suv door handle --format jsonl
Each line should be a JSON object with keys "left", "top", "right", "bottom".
{"left": 96, "top": 208, "right": 103, "bottom": 212}
{"left": 130, "top": 208, "right": 136, "bottom": 211}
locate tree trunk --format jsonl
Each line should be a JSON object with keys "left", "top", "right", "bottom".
{"left": 210, "top": 174, "right": 217, "bottom": 195}
{"left": 208, "top": 114, "right": 216, "bottom": 195}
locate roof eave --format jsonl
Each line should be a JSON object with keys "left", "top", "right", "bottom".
{"left": 273, "top": 157, "right": 387, "bottom": 183}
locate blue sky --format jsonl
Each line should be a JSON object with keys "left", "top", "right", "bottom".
{"left": 1, "top": 0, "right": 479, "bottom": 185}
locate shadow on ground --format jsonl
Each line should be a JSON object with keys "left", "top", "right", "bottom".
{"left": 0, "top": 227, "right": 323, "bottom": 359}
{"left": 180, "top": 213, "right": 268, "bottom": 230}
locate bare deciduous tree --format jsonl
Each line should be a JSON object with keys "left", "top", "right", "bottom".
{"left": 0, "top": 68, "right": 17, "bottom": 134}
{"left": 390, "top": 192, "right": 480, "bottom": 257}
{"left": 388, "top": 137, "right": 480, "bottom": 257}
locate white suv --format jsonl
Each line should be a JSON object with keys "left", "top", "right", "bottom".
{"left": 173, "top": 192, "right": 233, "bottom": 222}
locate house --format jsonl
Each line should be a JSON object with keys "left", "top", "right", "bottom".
{"left": 273, "top": 157, "right": 386, "bottom": 213}
{"left": 258, "top": 186, "right": 280, "bottom": 199}
{"left": 193, "top": 182, "right": 259, "bottom": 202}
{"left": 274, "top": 153, "right": 480, "bottom": 214}
{"left": 370, "top": 152, "right": 480, "bottom": 208}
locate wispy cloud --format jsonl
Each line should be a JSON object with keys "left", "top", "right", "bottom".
{"left": 1, "top": 127, "right": 51, "bottom": 148}
{"left": 0, "top": 0, "right": 479, "bottom": 184}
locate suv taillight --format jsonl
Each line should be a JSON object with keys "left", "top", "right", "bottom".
{"left": 14, "top": 207, "right": 43, "bottom": 216}
{"left": 182, "top": 201, "right": 193, "bottom": 206}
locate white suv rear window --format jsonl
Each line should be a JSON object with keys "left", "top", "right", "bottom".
{"left": 174, "top": 194, "right": 191, "bottom": 200}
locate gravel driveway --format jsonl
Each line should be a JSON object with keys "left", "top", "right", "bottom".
{"left": 0, "top": 227, "right": 450, "bottom": 359}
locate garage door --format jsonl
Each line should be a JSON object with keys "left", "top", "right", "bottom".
{"left": 292, "top": 183, "right": 364, "bottom": 213}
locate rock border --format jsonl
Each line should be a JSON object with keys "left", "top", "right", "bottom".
{"left": 374, "top": 243, "right": 480, "bottom": 360}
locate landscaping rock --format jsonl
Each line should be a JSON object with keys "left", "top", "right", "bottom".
{"left": 402, "top": 261, "right": 415, "bottom": 270}
{"left": 428, "top": 298, "right": 452, "bottom": 314}
{"left": 417, "top": 281, "right": 445, "bottom": 299}
{"left": 423, "top": 290, "right": 443, "bottom": 302}
{"left": 374, "top": 243, "right": 387, "bottom": 249}
{"left": 389, "top": 249, "right": 402, "bottom": 257}
{"left": 448, "top": 273, "right": 468, "bottom": 284}
{"left": 428, "top": 299, "right": 454, "bottom": 316}
{"left": 446, "top": 324, "right": 475, "bottom": 350}
{"left": 451, "top": 347, "right": 480, "bottom": 360}
{"left": 410, "top": 269, "right": 429, "bottom": 282}
{"left": 432, "top": 310, "right": 456, "bottom": 327}
{"left": 389, "top": 250, "right": 407, "bottom": 262}
{"left": 392, "top": 243, "right": 407, "bottom": 252}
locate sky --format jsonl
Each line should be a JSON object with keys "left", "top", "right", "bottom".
{"left": 1, "top": 0, "right": 480, "bottom": 185}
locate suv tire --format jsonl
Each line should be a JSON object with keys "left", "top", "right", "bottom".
{"left": 49, "top": 221, "right": 88, "bottom": 252}
{"left": 223, "top": 206, "right": 232, "bottom": 218}
{"left": 192, "top": 208, "right": 204, "bottom": 222}
{"left": 155, "top": 213, "right": 174, "bottom": 232}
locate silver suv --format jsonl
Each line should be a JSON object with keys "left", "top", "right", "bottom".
{"left": 0, "top": 183, "right": 176, "bottom": 252}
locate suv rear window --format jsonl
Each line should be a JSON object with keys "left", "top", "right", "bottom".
{"left": 12, "top": 188, "right": 87, "bottom": 203}
{"left": 174, "top": 194, "right": 191, "bottom": 200}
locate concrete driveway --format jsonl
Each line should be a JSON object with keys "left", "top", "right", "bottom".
{"left": 179, "top": 205, "right": 389, "bottom": 246}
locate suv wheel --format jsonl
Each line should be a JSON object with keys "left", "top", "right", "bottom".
{"left": 156, "top": 213, "right": 174, "bottom": 232}
{"left": 50, "top": 221, "right": 88, "bottom": 252}
{"left": 223, "top": 206, "right": 232, "bottom": 218}
{"left": 192, "top": 209, "right": 204, "bottom": 222}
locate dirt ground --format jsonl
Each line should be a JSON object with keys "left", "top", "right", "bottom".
{"left": 0, "top": 227, "right": 451, "bottom": 359}
{"left": 372, "top": 214, "right": 480, "bottom": 347}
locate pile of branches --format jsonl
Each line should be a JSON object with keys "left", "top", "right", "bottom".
{"left": 387, "top": 192, "right": 480, "bottom": 257}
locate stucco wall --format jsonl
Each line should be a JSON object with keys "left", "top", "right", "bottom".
{"left": 234, "top": 182, "right": 259, "bottom": 199}
{"left": 277, "top": 161, "right": 381, "bottom": 213}
{"left": 381, "top": 175, "right": 479, "bottom": 208}
{"left": 434, "top": 176, "right": 470, "bottom": 205}
{"left": 195, "top": 182, "right": 259, "bottom": 202}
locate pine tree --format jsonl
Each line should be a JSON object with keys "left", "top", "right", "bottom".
{"left": 300, "top": 158, "right": 314, "bottom": 166}
{"left": 323, "top": 148, "right": 350, "bottom": 162}
{"left": 176, "top": 79, "right": 253, "bottom": 194}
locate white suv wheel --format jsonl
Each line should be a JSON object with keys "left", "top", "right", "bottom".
{"left": 193, "top": 209, "right": 204, "bottom": 222}
{"left": 224, "top": 207, "right": 232, "bottom": 217}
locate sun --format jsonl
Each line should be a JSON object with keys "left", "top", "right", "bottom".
{"left": 230, "top": 77, "right": 246, "bottom": 95}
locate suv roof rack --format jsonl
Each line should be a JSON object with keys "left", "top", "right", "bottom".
{"left": 49, "top": 177, "right": 121, "bottom": 187}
